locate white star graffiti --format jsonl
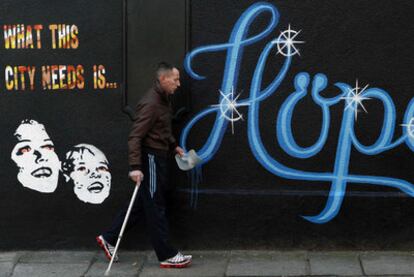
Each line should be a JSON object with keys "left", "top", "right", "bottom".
{"left": 272, "top": 24, "right": 305, "bottom": 57}
{"left": 211, "top": 87, "right": 249, "bottom": 134}
{"left": 341, "top": 80, "right": 371, "bottom": 121}
{"left": 401, "top": 117, "right": 414, "bottom": 138}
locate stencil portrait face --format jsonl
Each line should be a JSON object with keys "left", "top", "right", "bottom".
{"left": 63, "top": 144, "right": 111, "bottom": 204}
{"left": 11, "top": 120, "right": 60, "bottom": 193}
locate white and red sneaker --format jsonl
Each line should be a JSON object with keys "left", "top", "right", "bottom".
{"left": 160, "top": 252, "right": 192, "bottom": 268}
{"left": 96, "top": 235, "right": 119, "bottom": 262}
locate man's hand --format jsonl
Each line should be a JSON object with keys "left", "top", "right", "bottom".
{"left": 175, "top": 146, "right": 185, "bottom": 157}
{"left": 129, "top": 170, "right": 144, "bottom": 185}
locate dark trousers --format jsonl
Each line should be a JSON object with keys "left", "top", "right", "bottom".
{"left": 102, "top": 152, "right": 177, "bottom": 261}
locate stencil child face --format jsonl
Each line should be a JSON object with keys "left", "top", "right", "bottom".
{"left": 65, "top": 144, "right": 111, "bottom": 204}
{"left": 11, "top": 120, "right": 60, "bottom": 193}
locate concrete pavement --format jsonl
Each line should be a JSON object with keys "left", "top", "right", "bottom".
{"left": 2, "top": 250, "right": 414, "bottom": 276}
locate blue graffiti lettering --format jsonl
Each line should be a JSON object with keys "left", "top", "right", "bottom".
{"left": 180, "top": 2, "right": 414, "bottom": 223}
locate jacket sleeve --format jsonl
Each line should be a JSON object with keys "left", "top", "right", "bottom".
{"left": 168, "top": 135, "right": 178, "bottom": 150}
{"left": 128, "top": 102, "right": 157, "bottom": 171}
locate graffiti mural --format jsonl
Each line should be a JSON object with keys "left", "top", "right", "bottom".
{"left": 62, "top": 144, "right": 111, "bottom": 204}
{"left": 180, "top": 2, "right": 414, "bottom": 224}
{"left": 0, "top": 0, "right": 125, "bottom": 249}
{"left": 10, "top": 119, "right": 112, "bottom": 204}
{"left": 11, "top": 119, "right": 60, "bottom": 193}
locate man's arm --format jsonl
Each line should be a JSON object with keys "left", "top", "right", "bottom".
{"left": 167, "top": 136, "right": 184, "bottom": 157}
{"left": 128, "top": 102, "right": 157, "bottom": 183}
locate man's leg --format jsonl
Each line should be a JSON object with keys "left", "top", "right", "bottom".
{"left": 142, "top": 153, "right": 178, "bottom": 261}
{"left": 97, "top": 155, "right": 150, "bottom": 260}
{"left": 100, "top": 189, "right": 145, "bottom": 244}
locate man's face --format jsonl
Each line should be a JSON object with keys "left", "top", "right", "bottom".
{"left": 11, "top": 122, "right": 60, "bottom": 193}
{"left": 68, "top": 145, "right": 111, "bottom": 204}
{"left": 159, "top": 68, "right": 181, "bottom": 95}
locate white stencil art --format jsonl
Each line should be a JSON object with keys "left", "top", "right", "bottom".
{"left": 62, "top": 144, "right": 111, "bottom": 204}
{"left": 11, "top": 119, "right": 61, "bottom": 193}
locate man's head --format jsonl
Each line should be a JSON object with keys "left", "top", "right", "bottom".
{"left": 156, "top": 62, "right": 180, "bottom": 95}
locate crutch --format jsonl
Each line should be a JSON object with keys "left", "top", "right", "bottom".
{"left": 104, "top": 182, "right": 141, "bottom": 276}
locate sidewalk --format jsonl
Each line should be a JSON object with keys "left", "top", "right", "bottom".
{"left": 2, "top": 250, "right": 414, "bottom": 277}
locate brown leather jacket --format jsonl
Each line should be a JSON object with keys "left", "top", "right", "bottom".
{"left": 128, "top": 82, "right": 177, "bottom": 170}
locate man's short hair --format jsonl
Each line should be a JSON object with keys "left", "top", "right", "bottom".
{"left": 156, "top": 62, "right": 175, "bottom": 79}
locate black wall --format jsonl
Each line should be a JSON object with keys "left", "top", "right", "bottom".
{"left": 0, "top": 0, "right": 414, "bottom": 251}
{"left": 173, "top": 0, "right": 414, "bottom": 250}
{"left": 126, "top": 0, "right": 189, "bottom": 117}
{"left": 0, "top": 0, "right": 128, "bottom": 249}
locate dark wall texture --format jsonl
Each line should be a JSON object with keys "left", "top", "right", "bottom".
{"left": 1, "top": 0, "right": 414, "bottom": 251}
{"left": 0, "top": 0, "right": 128, "bottom": 249}
{"left": 126, "top": 0, "right": 189, "bottom": 114}
{"left": 175, "top": 0, "right": 414, "bottom": 250}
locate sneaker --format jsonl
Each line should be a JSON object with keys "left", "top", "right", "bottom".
{"left": 160, "top": 252, "right": 192, "bottom": 268}
{"left": 96, "top": 235, "right": 119, "bottom": 262}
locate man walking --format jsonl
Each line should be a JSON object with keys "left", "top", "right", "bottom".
{"left": 97, "top": 62, "right": 192, "bottom": 268}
